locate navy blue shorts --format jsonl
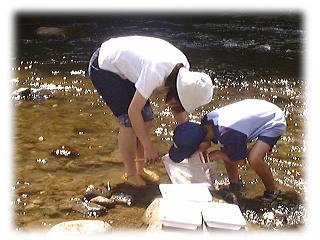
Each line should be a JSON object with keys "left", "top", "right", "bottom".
{"left": 88, "top": 48, "right": 154, "bottom": 127}
{"left": 258, "top": 135, "right": 281, "bottom": 150}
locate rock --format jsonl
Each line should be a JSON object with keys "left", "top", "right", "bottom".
{"left": 36, "top": 27, "right": 66, "bottom": 39}
{"left": 32, "top": 88, "right": 54, "bottom": 99}
{"left": 71, "top": 198, "right": 106, "bottom": 217}
{"left": 12, "top": 87, "right": 54, "bottom": 100}
{"left": 11, "top": 87, "right": 31, "bottom": 100}
{"left": 89, "top": 196, "right": 115, "bottom": 208}
{"left": 48, "top": 220, "right": 111, "bottom": 233}
{"left": 110, "top": 192, "right": 134, "bottom": 206}
{"left": 142, "top": 198, "right": 162, "bottom": 231}
{"left": 51, "top": 146, "right": 80, "bottom": 158}
{"left": 84, "top": 184, "right": 112, "bottom": 201}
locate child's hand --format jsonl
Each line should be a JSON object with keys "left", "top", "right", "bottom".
{"left": 144, "top": 145, "right": 161, "bottom": 165}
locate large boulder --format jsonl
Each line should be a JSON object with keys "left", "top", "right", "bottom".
{"left": 142, "top": 198, "right": 162, "bottom": 231}
{"left": 48, "top": 220, "right": 111, "bottom": 233}
{"left": 36, "top": 27, "right": 66, "bottom": 39}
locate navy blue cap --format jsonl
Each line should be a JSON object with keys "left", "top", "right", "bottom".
{"left": 169, "top": 122, "right": 207, "bottom": 163}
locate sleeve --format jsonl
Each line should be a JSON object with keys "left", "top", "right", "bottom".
{"left": 219, "top": 127, "right": 248, "bottom": 162}
{"left": 135, "top": 65, "right": 163, "bottom": 99}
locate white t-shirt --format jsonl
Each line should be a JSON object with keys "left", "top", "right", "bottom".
{"left": 97, "top": 36, "right": 190, "bottom": 99}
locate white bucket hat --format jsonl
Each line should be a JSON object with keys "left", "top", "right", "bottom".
{"left": 177, "top": 68, "right": 214, "bottom": 113}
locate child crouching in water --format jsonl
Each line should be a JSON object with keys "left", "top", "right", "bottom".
{"left": 169, "top": 99, "right": 286, "bottom": 200}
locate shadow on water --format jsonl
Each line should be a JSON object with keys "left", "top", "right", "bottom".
{"left": 11, "top": 13, "right": 305, "bottom": 231}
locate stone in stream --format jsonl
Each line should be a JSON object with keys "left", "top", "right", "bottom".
{"left": 51, "top": 145, "right": 80, "bottom": 158}
{"left": 12, "top": 87, "right": 54, "bottom": 100}
{"left": 71, "top": 198, "right": 106, "bottom": 217}
{"left": 48, "top": 220, "right": 111, "bottom": 233}
{"left": 89, "top": 196, "right": 116, "bottom": 208}
{"left": 36, "top": 27, "right": 66, "bottom": 39}
{"left": 110, "top": 192, "right": 134, "bottom": 206}
{"left": 83, "top": 184, "right": 112, "bottom": 201}
{"left": 11, "top": 87, "right": 31, "bottom": 100}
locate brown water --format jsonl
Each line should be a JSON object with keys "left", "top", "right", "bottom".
{"left": 11, "top": 14, "right": 305, "bottom": 232}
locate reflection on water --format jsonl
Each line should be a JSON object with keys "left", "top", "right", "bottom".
{"left": 12, "top": 13, "right": 305, "bottom": 231}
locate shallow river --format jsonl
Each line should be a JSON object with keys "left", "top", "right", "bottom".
{"left": 11, "top": 13, "right": 305, "bottom": 231}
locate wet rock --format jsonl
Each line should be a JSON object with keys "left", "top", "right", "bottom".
{"left": 36, "top": 27, "right": 66, "bottom": 39}
{"left": 48, "top": 220, "right": 111, "bottom": 233}
{"left": 32, "top": 88, "right": 54, "bottom": 99}
{"left": 71, "top": 198, "right": 106, "bottom": 217}
{"left": 110, "top": 192, "right": 134, "bottom": 206}
{"left": 89, "top": 196, "right": 115, "bottom": 208}
{"left": 11, "top": 87, "right": 31, "bottom": 100}
{"left": 84, "top": 184, "right": 112, "bottom": 201}
{"left": 51, "top": 146, "right": 79, "bottom": 158}
{"left": 12, "top": 87, "right": 54, "bottom": 100}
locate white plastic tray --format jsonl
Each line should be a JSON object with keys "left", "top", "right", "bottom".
{"left": 201, "top": 202, "right": 246, "bottom": 230}
{"left": 159, "top": 199, "right": 202, "bottom": 230}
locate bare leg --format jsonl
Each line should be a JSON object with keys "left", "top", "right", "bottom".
{"left": 248, "top": 140, "right": 276, "bottom": 192}
{"left": 224, "top": 161, "right": 240, "bottom": 183}
{"left": 118, "top": 125, "right": 146, "bottom": 187}
{"left": 118, "top": 125, "right": 138, "bottom": 176}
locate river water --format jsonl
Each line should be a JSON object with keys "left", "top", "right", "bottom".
{"left": 11, "top": 13, "right": 305, "bottom": 232}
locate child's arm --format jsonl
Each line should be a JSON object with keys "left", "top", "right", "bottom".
{"left": 129, "top": 91, "right": 161, "bottom": 164}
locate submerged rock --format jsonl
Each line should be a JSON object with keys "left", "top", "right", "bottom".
{"left": 36, "top": 27, "right": 66, "bottom": 39}
{"left": 89, "top": 196, "right": 115, "bottom": 208}
{"left": 51, "top": 146, "right": 79, "bottom": 158}
{"left": 48, "top": 220, "right": 111, "bottom": 233}
{"left": 71, "top": 183, "right": 134, "bottom": 217}
{"left": 71, "top": 198, "right": 106, "bottom": 217}
{"left": 11, "top": 87, "right": 31, "bottom": 100}
{"left": 12, "top": 87, "right": 54, "bottom": 100}
{"left": 83, "top": 184, "right": 112, "bottom": 201}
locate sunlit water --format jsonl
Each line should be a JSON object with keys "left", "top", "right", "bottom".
{"left": 11, "top": 14, "right": 305, "bottom": 231}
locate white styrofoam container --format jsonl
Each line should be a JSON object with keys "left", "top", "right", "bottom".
{"left": 159, "top": 199, "right": 203, "bottom": 230}
{"left": 159, "top": 183, "right": 212, "bottom": 202}
{"left": 201, "top": 202, "right": 246, "bottom": 230}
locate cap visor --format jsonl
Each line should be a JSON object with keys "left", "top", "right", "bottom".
{"left": 168, "top": 144, "right": 198, "bottom": 163}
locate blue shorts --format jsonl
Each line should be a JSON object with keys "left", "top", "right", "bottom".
{"left": 258, "top": 135, "right": 281, "bottom": 149}
{"left": 88, "top": 48, "right": 154, "bottom": 127}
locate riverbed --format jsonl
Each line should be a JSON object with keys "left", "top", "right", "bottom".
{"left": 11, "top": 13, "right": 305, "bottom": 231}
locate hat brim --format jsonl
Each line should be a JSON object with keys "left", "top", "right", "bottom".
{"left": 168, "top": 144, "right": 199, "bottom": 163}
